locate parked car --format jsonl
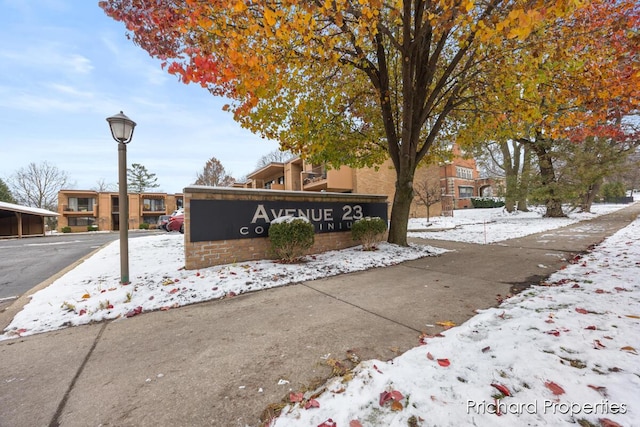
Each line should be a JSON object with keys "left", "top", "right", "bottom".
{"left": 167, "top": 213, "right": 184, "bottom": 234}
{"left": 157, "top": 215, "right": 171, "bottom": 231}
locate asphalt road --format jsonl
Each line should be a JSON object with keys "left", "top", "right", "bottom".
{"left": 0, "top": 231, "right": 163, "bottom": 300}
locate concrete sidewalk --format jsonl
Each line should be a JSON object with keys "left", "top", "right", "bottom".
{"left": 1, "top": 203, "right": 638, "bottom": 427}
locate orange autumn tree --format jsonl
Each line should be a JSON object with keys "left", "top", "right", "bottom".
{"left": 100, "top": 0, "right": 582, "bottom": 245}
{"left": 459, "top": 0, "right": 639, "bottom": 217}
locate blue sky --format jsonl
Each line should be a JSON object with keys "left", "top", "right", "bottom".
{"left": 0, "top": 0, "right": 279, "bottom": 194}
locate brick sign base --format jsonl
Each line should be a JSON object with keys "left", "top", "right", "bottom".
{"left": 183, "top": 186, "right": 388, "bottom": 269}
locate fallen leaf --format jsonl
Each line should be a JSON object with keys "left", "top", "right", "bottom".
{"left": 349, "top": 421, "right": 364, "bottom": 427}
{"left": 289, "top": 392, "right": 304, "bottom": 403}
{"left": 599, "top": 418, "right": 622, "bottom": 427}
{"left": 545, "top": 381, "right": 565, "bottom": 395}
{"left": 436, "top": 320, "right": 456, "bottom": 328}
{"left": 169, "top": 288, "right": 179, "bottom": 294}
{"left": 625, "top": 315, "right": 640, "bottom": 319}
{"left": 546, "top": 330, "right": 560, "bottom": 336}
{"left": 390, "top": 400, "right": 403, "bottom": 411}
{"left": 620, "top": 346, "right": 637, "bottom": 354}
{"left": 372, "top": 364, "right": 383, "bottom": 373}
{"left": 125, "top": 306, "right": 143, "bottom": 318}
{"left": 491, "top": 383, "right": 511, "bottom": 396}
{"left": 437, "top": 358, "right": 450, "bottom": 367}
{"left": 587, "top": 385, "right": 608, "bottom": 397}
{"left": 575, "top": 308, "right": 589, "bottom": 314}
{"left": 593, "top": 340, "right": 606, "bottom": 350}
{"left": 427, "top": 352, "right": 434, "bottom": 360}
{"left": 318, "top": 419, "right": 337, "bottom": 427}
{"left": 81, "top": 293, "right": 90, "bottom": 299}
{"left": 304, "top": 399, "right": 320, "bottom": 409}
{"left": 585, "top": 325, "right": 597, "bottom": 330}
{"left": 482, "top": 346, "right": 491, "bottom": 353}
{"left": 379, "top": 390, "right": 404, "bottom": 406}
{"left": 78, "top": 309, "right": 86, "bottom": 316}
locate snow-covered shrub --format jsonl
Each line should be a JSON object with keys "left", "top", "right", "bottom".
{"left": 351, "top": 216, "right": 387, "bottom": 251}
{"left": 268, "top": 216, "right": 315, "bottom": 262}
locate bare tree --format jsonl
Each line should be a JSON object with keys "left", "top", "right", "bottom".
{"left": 92, "top": 178, "right": 117, "bottom": 192}
{"left": 414, "top": 178, "right": 442, "bottom": 222}
{"left": 255, "top": 149, "right": 295, "bottom": 169}
{"left": 194, "top": 157, "right": 235, "bottom": 187}
{"left": 9, "top": 161, "right": 69, "bottom": 210}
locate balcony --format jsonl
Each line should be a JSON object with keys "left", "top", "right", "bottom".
{"left": 302, "top": 166, "right": 352, "bottom": 192}
{"left": 62, "top": 205, "right": 97, "bottom": 216}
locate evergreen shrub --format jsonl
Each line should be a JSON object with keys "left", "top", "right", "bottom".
{"left": 268, "top": 216, "right": 315, "bottom": 262}
{"left": 351, "top": 217, "right": 387, "bottom": 251}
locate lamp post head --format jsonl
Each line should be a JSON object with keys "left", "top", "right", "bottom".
{"left": 106, "top": 111, "right": 137, "bottom": 144}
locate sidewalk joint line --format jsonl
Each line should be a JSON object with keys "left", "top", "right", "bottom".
{"left": 301, "top": 283, "right": 423, "bottom": 334}
{"left": 48, "top": 322, "right": 108, "bottom": 427}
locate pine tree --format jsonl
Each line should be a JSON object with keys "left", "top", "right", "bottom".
{"left": 0, "top": 177, "right": 16, "bottom": 203}
{"left": 127, "top": 163, "right": 159, "bottom": 193}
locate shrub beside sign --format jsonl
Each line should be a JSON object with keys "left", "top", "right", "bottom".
{"left": 190, "top": 199, "right": 388, "bottom": 242}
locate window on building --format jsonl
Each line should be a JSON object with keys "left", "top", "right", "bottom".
{"left": 458, "top": 186, "right": 474, "bottom": 199}
{"left": 68, "top": 197, "right": 95, "bottom": 212}
{"left": 456, "top": 167, "right": 474, "bottom": 180}
{"left": 142, "top": 198, "right": 165, "bottom": 212}
{"left": 68, "top": 217, "right": 96, "bottom": 226}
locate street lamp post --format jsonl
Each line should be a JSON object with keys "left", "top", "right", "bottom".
{"left": 106, "top": 111, "right": 137, "bottom": 285}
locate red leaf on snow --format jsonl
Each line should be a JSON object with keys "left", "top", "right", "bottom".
{"left": 614, "top": 287, "right": 628, "bottom": 292}
{"left": 78, "top": 309, "right": 86, "bottom": 316}
{"left": 379, "top": 390, "right": 404, "bottom": 406}
{"left": 572, "top": 284, "right": 580, "bottom": 288}
{"left": 304, "top": 399, "right": 320, "bottom": 409}
{"left": 125, "top": 306, "right": 143, "bottom": 318}
{"left": 427, "top": 352, "right": 434, "bottom": 360}
{"left": 575, "top": 308, "right": 589, "bottom": 314}
{"left": 289, "top": 392, "right": 304, "bottom": 403}
{"left": 593, "top": 340, "right": 606, "bottom": 349}
{"left": 491, "top": 383, "right": 511, "bottom": 396}
{"left": 318, "top": 419, "right": 337, "bottom": 427}
{"left": 350, "top": 421, "right": 363, "bottom": 427}
{"left": 587, "top": 384, "right": 608, "bottom": 397}
{"left": 545, "top": 381, "right": 565, "bottom": 395}
{"left": 546, "top": 330, "right": 560, "bottom": 336}
{"left": 599, "top": 418, "right": 623, "bottom": 427}
{"left": 585, "top": 325, "right": 597, "bottom": 330}
{"left": 372, "top": 364, "right": 383, "bottom": 373}
{"left": 169, "top": 288, "right": 179, "bottom": 294}
{"left": 437, "top": 358, "right": 450, "bottom": 367}
{"left": 482, "top": 346, "right": 491, "bottom": 353}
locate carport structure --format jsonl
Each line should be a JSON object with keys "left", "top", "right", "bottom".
{"left": 0, "top": 201, "right": 59, "bottom": 239}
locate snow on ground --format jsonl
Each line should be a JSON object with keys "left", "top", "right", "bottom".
{"left": 1, "top": 202, "right": 638, "bottom": 425}
{"left": 0, "top": 237, "right": 445, "bottom": 340}
{"left": 273, "top": 211, "right": 640, "bottom": 427}
{"left": 408, "top": 204, "right": 627, "bottom": 244}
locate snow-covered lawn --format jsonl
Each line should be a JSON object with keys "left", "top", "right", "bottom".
{"left": 1, "top": 202, "right": 638, "bottom": 426}
{"left": 408, "top": 204, "right": 628, "bottom": 244}
{"left": 273, "top": 208, "right": 640, "bottom": 427}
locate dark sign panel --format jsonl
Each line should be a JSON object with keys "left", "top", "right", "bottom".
{"left": 190, "top": 199, "right": 388, "bottom": 242}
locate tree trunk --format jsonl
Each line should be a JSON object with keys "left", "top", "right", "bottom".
{"left": 516, "top": 145, "right": 532, "bottom": 212}
{"left": 580, "top": 179, "right": 602, "bottom": 213}
{"left": 531, "top": 139, "right": 566, "bottom": 218}
{"left": 387, "top": 168, "right": 416, "bottom": 246}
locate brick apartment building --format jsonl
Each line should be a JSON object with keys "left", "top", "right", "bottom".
{"left": 57, "top": 190, "right": 183, "bottom": 232}
{"left": 236, "top": 145, "right": 499, "bottom": 217}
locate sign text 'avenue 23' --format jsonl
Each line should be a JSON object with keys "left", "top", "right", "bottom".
{"left": 190, "top": 199, "right": 388, "bottom": 242}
